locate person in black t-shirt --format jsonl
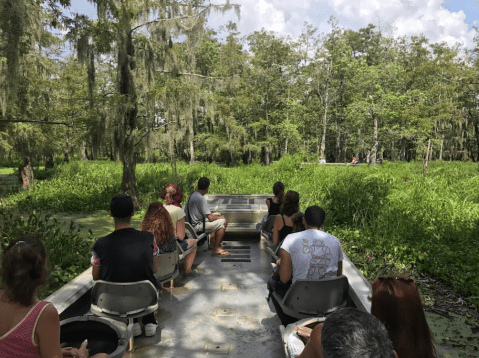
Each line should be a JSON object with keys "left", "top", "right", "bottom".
{"left": 91, "top": 194, "right": 159, "bottom": 338}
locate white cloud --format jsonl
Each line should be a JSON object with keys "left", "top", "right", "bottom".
{"left": 208, "top": 0, "right": 476, "bottom": 49}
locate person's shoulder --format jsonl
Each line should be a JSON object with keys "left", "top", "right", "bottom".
{"left": 37, "top": 302, "right": 59, "bottom": 323}
{"left": 284, "top": 231, "right": 304, "bottom": 243}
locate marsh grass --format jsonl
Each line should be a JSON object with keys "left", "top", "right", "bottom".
{"left": 1, "top": 157, "right": 478, "bottom": 306}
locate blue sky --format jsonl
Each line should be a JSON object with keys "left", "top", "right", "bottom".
{"left": 66, "top": 0, "right": 479, "bottom": 49}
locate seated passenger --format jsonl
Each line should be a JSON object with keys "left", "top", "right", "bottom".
{"left": 160, "top": 183, "right": 198, "bottom": 278}
{"left": 0, "top": 237, "right": 110, "bottom": 358}
{"left": 317, "top": 157, "right": 326, "bottom": 164}
{"left": 272, "top": 190, "right": 300, "bottom": 246}
{"left": 271, "top": 205, "right": 343, "bottom": 326}
{"left": 141, "top": 202, "right": 177, "bottom": 254}
{"left": 256, "top": 181, "right": 284, "bottom": 233}
{"left": 92, "top": 194, "right": 159, "bottom": 338}
{"left": 267, "top": 181, "right": 285, "bottom": 216}
{"left": 184, "top": 177, "right": 229, "bottom": 257}
{"left": 371, "top": 276, "right": 436, "bottom": 358}
{"left": 289, "top": 308, "right": 397, "bottom": 358}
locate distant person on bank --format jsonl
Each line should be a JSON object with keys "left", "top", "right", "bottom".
{"left": 91, "top": 194, "right": 159, "bottom": 338}
{"left": 184, "top": 177, "right": 229, "bottom": 257}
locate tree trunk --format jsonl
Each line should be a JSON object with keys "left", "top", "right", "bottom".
{"left": 371, "top": 111, "right": 378, "bottom": 166}
{"left": 400, "top": 137, "right": 406, "bottom": 161}
{"left": 422, "top": 139, "right": 431, "bottom": 175}
{"left": 320, "top": 78, "right": 329, "bottom": 158}
{"left": 64, "top": 133, "right": 70, "bottom": 163}
{"left": 117, "top": 13, "right": 139, "bottom": 204}
{"left": 80, "top": 141, "right": 87, "bottom": 161}
{"left": 439, "top": 139, "right": 443, "bottom": 160}
{"left": 284, "top": 137, "right": 288, "bottom": 154}
{"left": 167, "top": 120, "right": 177, "bottom": 176}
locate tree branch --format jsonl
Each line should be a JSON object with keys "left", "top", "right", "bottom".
{"left": 130, "top": 3, "right": 239, "bottom": 34}
{"left": 0, "top": 119, "right": 70, "bottom": 126}
{"left": 156, "top": 69, "right": 230, "bottom": 80}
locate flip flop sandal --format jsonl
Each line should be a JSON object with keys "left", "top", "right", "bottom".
{"left": 213, "top": 251, "right": 230, "bottom": 257}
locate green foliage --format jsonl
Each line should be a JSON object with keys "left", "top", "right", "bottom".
{"left": 0, "top": 210, "right": 94, "bottom": 298}
{"left": 1, "top": 158, "right": 479, "bottom": 308}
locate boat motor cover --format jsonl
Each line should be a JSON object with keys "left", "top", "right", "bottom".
{"left": 60, "top": 315, "right": 127, "bottom": 358}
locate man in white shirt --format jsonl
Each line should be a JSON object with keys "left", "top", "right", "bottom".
{"left": 272, "top": 205, "right": 343, "bottom": 326}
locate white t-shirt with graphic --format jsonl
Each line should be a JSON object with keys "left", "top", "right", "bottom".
{"left": 281, "top": 229, "right": 344, "bottom": 283}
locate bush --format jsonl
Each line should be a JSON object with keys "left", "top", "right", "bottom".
{"left": 0, "top": 211, "right": 95, "bottom": 298}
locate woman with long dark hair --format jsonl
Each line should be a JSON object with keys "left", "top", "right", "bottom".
{"left": 371, "top": 276, "right": 436, "bottom": 358}
{"left": 0, "top": 237, "right": 109, "bottom": 358}
{"left": 272, "top": 190, "right": 300, "bottom": 246}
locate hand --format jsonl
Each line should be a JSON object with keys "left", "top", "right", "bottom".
{"left": 294, "top": 326, "right": 313, "bottom": 339}
{"left": 276, "top": 259, "right": 281, "bottom": 265}
{"left": 62, "top": 340, "right": 89, "bottom": 358}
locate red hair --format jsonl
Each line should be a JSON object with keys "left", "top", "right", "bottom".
{"left": 371, "top": 276, "right": 436, "bottom": 358}
{"left": 140, "top": 202, "right": 175, "bottom": 246}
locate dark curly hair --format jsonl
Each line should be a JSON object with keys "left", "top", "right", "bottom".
{"left": 1, "top": 237, "right": 48, "bottom": 306}
{"left": 281, "top": 190, "right": 300, "bottom": 217}
{"left": 140, "top": 202, "right": 175, "bottom": 246}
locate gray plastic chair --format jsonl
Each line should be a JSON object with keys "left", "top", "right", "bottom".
{"left": 272, "top": 276, "right": 349, "bottom": 319}
{"left": 185, "top": 222, "right": 209, "bottom": 246}
{"left": 90, "top": 280, "right": 158, "bottom": 352}
{"left": 155, "top": 249, "right": 180, "bottom": 289}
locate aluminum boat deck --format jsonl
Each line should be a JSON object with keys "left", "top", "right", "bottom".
{"left": 47, "top": 194, "right": 371, "bottom": 357}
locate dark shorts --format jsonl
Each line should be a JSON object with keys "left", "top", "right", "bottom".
{"left": 177, "top": 238, "right": 189, "bottom": 252}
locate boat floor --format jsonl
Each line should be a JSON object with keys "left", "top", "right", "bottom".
{"left": 123, "top": 236, "right": 284, "bottom": 357}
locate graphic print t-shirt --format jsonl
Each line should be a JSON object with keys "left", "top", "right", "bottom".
{"left": 281, "top": 229, "right": 343, "bottom": 283}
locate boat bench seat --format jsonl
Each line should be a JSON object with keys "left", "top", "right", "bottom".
{"left": 273, "top": 276, "right": 349, "bottom": 320}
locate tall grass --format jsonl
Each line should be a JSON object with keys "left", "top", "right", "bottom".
{"left": 1, "top": 157, "right": 478, "bottom": 306}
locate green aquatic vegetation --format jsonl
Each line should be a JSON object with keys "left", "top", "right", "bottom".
{"left": 0, "top": 211, "right": 95, "bottom": 298}
{"left": 426, "top": 312, "right": 479, "bottom": 358}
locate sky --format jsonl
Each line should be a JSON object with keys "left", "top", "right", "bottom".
{"left": 67, "top": 0, "right": 479, "bottom": 50}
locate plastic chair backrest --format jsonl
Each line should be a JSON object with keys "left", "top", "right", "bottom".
{"left": 155, "top": 249, "right": 180, "bottom": 280}
{"left": 91, "top": 280, "right": 158, "bottom": 319}
{"left": 185, "top": 222, "right": 199, "bottom": 240}
{"left": 283, "top": 276, "right": 349, "bottom": 316}
{"left": 263, "top": 215, "right": 277, "bottom": 233}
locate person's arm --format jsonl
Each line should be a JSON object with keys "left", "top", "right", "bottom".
{"left": 176, "top": 218, "right": 186, "bottom": 240}
{"left": 205, "top": 213, "right": 220, "bottom": 222}
{"left": 296, "top": 323, "right": 324, "bottom": 358}
{"left": 152, "top": 237, "right": 159, "bottom": 274}
{"left": 337, "top": 261, "right": 343, "bottom": 276}
{"left": 266, "top": 198, "right": 271, "bottom": 210}
{"left": 92, "top": 266, "right": 101, "bottom": 281}
{"left": 36, "top": 304, "right": 76, "bottom": 358}
{"left": 279, "top": 249, "right": 292, "bottom": 283}
{"left": 91, "top": 251, "right": 101, "bottom": 281}
{"left": 272, "top": 215, "right": 283, "bottom": 245}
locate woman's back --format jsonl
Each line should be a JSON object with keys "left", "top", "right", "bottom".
{"left": 0, "top": 291, "right": 50, "bottom": 358}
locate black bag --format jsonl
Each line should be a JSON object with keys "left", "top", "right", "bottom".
{"left": 267, "top": 266, "right": 291, "bottom": 301}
